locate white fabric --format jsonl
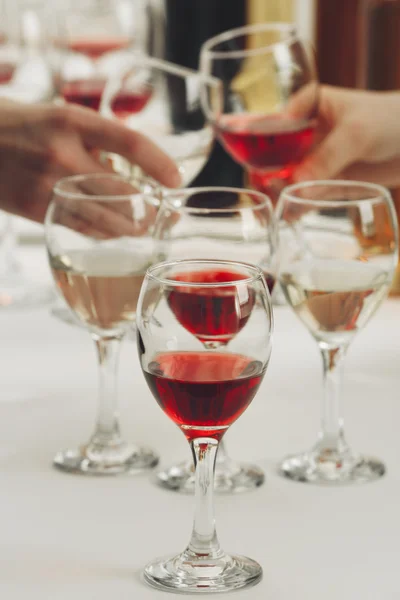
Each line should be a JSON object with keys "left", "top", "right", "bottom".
{"left": 0, "top": 246, "right": 398, "bottom": 599}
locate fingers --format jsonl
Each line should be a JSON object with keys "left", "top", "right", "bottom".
{"left": 285, "top": 82, "right": 319, "bottom": 121}
{"left": 68, "top": 105, "right": 181, "bottom": 187}
{"left": 53, "top": 172, "right": 159, "bottom": 239}
{"left": 292, "top": 122, "right": 367, "bottom": 182}
{"left": 340, "top": 158, "right": 400, "bottom": 188}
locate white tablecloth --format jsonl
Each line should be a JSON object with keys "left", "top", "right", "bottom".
{"left": 1, "top": 246, "right": 400, "bottom": 600}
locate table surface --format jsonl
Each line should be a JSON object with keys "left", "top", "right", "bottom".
{"left": 1, "top": 246, "right": 400, "bottom": 600}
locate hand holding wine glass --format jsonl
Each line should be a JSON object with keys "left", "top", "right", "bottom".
{"left": 293, "top": 86, "right": 400, "bottom": 187}
{"left": 200, "top": 22, "right": 318, "bottom": 203}
{"left": 0, "top": 100, "right": 179, "bottom": 224}
{"left": 136, "top": 259, "right": 273, "bottom": 593}
{"left": 276, "top": 180, "right": 398, "bottom": 484}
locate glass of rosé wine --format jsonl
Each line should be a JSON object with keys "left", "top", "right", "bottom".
{"left": 200, "top": 22, "right": 319, "bottom": 205}
{"left": 151, "top": 186, "right": 276, "bottom": 494}
{"left": 276, "top": 180, "right": 398, "bottom": 484}
{"left": 45, "top": 173, "right": 161, "bottom": 475}
{"left": 137, "top": 258, "right": 273, "bottom": 593}
{"left": 55, "top": 0, "right": 146, "bottom": 112}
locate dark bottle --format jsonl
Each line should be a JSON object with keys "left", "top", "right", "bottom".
{"left": 149, "top": 0, "right": 246, "bottom": 188}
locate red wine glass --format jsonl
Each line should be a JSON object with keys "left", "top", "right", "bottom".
{"left": 55, "top": 0, "right": 142, "bottom": 111}
{"left": 137, "top": 258, "right": 273, "bottom": 593}
{"left": 200, "top": 22, "right": 319, "bottom": 205}
{"left": 276, "top": 180, "right": 398, "bottom": 484}
{"left": 151, "top": 186, "right": 276, "bottom": 494}
{"left": 45, "top": 173, "right": 161, "bottom": 475}
{"left": 100, "top": 56, "right": 222, "bottom": 185}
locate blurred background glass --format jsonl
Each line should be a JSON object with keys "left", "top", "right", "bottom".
{"left": 55, "top": 0, "right": 148, "bottom": 111}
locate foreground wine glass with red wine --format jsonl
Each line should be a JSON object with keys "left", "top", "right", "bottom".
{"left": 45, "top": 173, "right": 160, "bottom": 475}
{"left": 200, "top": 23, "right": 318, "bottom": 204}
{"left": 137, "top": 259, "right": 273, "bottom": 593}
{"left": 277, "top": 180, "right": 398, "bottom": 484}
{"left": 152, "top": 186, "right": 276, "bottom": 494}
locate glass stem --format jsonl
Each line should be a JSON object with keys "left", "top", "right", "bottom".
{"left": 91, "top": 336, "right": 123, "bottom": 447}
{"left": 317, "top": 345, "right": 348, "bottom": 452}
{"left": 215, "top": 438, "right": 229, "bottom": 465}
{"left": 188, "top": 438, "right": 222, "bottom": 559}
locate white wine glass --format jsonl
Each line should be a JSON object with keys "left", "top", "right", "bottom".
{"left": 276, "top": 180, "right": 398, "bottom": 484}
{"left": 100, "top": 56, "right": 222, "bottom": 186}
{"left": 137, "top": 258, "right": 273, "bottom": 593}
{"left": 152, "top": 186, "right": 277, "bottom": 493}
{"left": 45, "top": 173, "right": 160, "bottom": 475}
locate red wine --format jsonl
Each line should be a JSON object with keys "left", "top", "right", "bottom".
{"left": 0, "top": 62, "right": 16, "bottom": 84}
{"left": 61, "top": 79, "right": 105, "bottom": 111}
{"left": 110, "top": 87, "right": 152, "bottom": 118}
{"left": 67, "top": 37, "right": 131, "bottom": 59}
{"left": 143, "top": 351, "right": 264, "bottom": 441}
{"left": 262, "top": 270, "right": 275, "bottom": 295}
{"left": 61, "top": 79, "right": 151, "bottom": 114}
{"left": 216, "top": 114, "right": 315, "bottom": 174}
{"left": 167, "top": 269, "right": 255, "bottom": 345}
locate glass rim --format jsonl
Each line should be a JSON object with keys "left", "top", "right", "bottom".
{"left": 106, "top": 55, "right": 221, "bottom": 86}
{"left": 52, "top": 173, "right": 160, "bottom": 202}
{"left": 162, "top": 186, "right": 273, "bottom": 215}
{"left": 146, "top": 258, "right": 265, "bottom": 288}
{"left": 201, "top": 22, "right": 298, "bottom": 60}
{"left": 280, "top": 180, "right": 392, "bottom": 208}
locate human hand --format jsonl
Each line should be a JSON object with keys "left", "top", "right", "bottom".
{"left": 292, "top": 86, "right": 400, "bottom": 187}
{"left": 0, "top": 99, "right": 180, "bottom": 223}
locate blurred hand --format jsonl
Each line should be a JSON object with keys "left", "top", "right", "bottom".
{"left": 292, "top": 86, "right": 400, "bottom": 186}
{"left": 0, "top": 99, "right": 180, "bottom": 223}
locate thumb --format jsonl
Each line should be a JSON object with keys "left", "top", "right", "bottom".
{"left": 293, "top": 123, "right": 361, "bottom": 182}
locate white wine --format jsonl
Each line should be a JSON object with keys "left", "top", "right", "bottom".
{"left": 50, "top": 249, "right": 150, "bottom": 336}
{"left": 280, "top": 260, "right": 391, "bottom": 345}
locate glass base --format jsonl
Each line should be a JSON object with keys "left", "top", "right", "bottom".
{"left": 143, "top": 550, "right": 262, "bottom": 594}
{"left": 155, "top": 459, "right": 264, "bottom": 494}
{"left": 0, "top": 274, "right": 54, "bottom": 309}
{"left": 279, "top": 450, "right": 385, "bottom": 484}
{"left": 53, "top": 442, "right": 159, "bottom": 476}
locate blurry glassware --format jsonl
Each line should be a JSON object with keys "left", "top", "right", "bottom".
{"left": 276, "top": 180, "right": 398, "bottom": 484}
{"left": 0, "top": 212, "right": 54, "bottom": 308}
{"left": 45, "top": 173, "right": 160, "bottom": 475}
{"left": 55, "top": 0, "right": 147, "bottom": 111}
{"left": 100, "top": 56, "right": 222, "bottom": 186}
{"left": 200, "top": 22, "right": 319, "bottom": 204}
{"left": 0, "top": 1, "right": 65, "bottom": 310}
{"left": 137, "top": 258, "right": 273, "bottom": 593}
{"left": 152, "top": 186, "right": 276, "bottom": 493}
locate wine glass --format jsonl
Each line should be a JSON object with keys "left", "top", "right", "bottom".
{"left": 137, "top": 258, "right": 273, "bottom": 593}
{"left": 45, "top": 173, "right": 160, "bottom": 475}
{"left": 200, "top": 22, "right": 319, "bottom": 204}
{"left": 55, "top": 0, "right": 145, "bottom": 111}
{"left": 100, "top": 56, "right": 222, "bottom": 186}
{"left": 276, "top": 180, "right": 398, "bottom": 484}
{"left": 151, "top": 186, "right": 276, "bottom": 493}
